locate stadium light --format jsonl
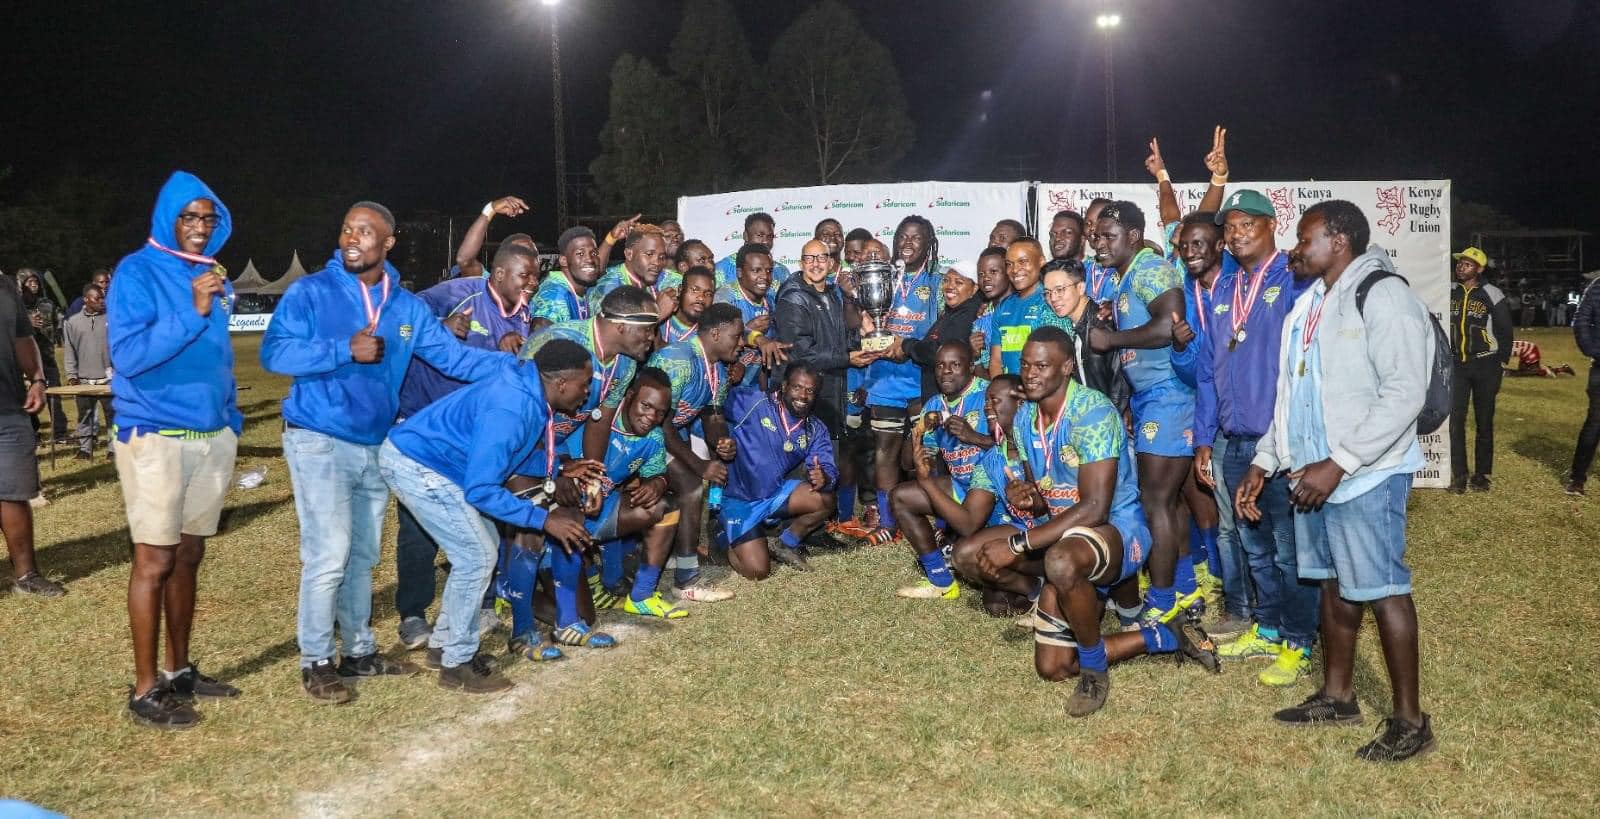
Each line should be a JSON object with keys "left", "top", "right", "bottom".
{"left": 1096, "top": 13, "right": 1120, "bottom": 29}
{"left": 1095, "top": 11, "right": 1120, "bottom": 179}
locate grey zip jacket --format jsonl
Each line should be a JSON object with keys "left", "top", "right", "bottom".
{"left": 1252, "top": 245, "right": 1434, "bottom": 480}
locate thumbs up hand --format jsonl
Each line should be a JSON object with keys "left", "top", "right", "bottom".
{"left": 1171, "top": 310, "right": 1194, "bottom": 351}
{"left": 350, "top": 324, "right": 385, "bottom": 363}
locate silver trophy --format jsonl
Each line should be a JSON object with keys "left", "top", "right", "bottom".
{"left": 853, "top": 260, "right": 897, "bottom": 352}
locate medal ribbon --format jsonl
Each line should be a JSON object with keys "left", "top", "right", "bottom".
{"left": 664, "top": 317, "right": 696, "bottom": 343}
{"left": 1230, "top": 251, "right": 1278, "bottom": 340}
{"left": 557, "top": 273, "right": 589, "bottom": 320}
{"left": 1033, "top": 388, "right": 1070, "bottom": 477}
{"left": 146, "top": 237, "right": 217, "bottom": 267}
{"left": 358, "top": 271, "right": 392, "bottom": 329}
{"left": 775, "top": 397, "right": 804, "bottom": 442}
{"left": 696, "top": 336, "right": 720, "bottom": 399}
{"left": 485, "top": 281, "right": 525, "bottom": 318}
{"left": 590, "top": 319, "right": 620, "bottom": 402}
{"left": 1299, "top": 289, "right": 1327, "bottom": 369}
{"left": 1192, "top": 274, "right": 1219, "bottom": 333}
{"left": 543, "top": 415, "right": 556, "bottom": 477}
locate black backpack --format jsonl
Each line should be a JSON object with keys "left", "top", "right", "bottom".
{"left": 1354, "top": 271, "right": 1452, "bottom": 435}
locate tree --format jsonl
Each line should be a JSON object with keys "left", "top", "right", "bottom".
{"left": 668, "top": 0, "right": 758, "bottom": 193}
{"left": 758, "top": 1, "right": 914, "bottom": 185}
{"left": 588, "top": 54, "right": 698, "bottom": 215}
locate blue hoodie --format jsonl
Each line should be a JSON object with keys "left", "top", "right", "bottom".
{"left": 387, "top": 360, "right": 556, "bottom": 532}
{"left": 261, "top": 253, "right": 511, "bottom": 445}
{"left": 107, "top": 171, "right": 242, "bottom": 435}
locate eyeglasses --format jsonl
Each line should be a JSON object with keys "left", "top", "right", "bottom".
{"left": 800, "top": 254, "right": 832, "bottom": 264}
{"left": 178, "top": 212, "right": 221, "bottom": 227}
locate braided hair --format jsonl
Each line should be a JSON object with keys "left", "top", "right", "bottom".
{"left": 893, "top": 214, "right": 940, "bottom": 277}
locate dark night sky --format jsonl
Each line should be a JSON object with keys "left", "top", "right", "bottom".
{"left": 4, "top": 0, "right": 1598, "bottom": 272}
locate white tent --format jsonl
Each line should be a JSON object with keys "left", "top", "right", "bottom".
{"left": 258, "top": 251, "right": 309, "bottom": 296}
{"left": 230, "top": 259, "right": 271, "bottom": 294}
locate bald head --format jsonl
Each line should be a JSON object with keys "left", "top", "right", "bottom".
{"left": 799, "top": 238, "right": 835, "bottom": 286}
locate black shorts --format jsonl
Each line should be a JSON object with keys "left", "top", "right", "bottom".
{"left": 0, "top": 413, "right": 41, "bottom": 501}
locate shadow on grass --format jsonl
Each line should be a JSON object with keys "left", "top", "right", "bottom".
{"left": 214, "top": 581, "right": 399, "bottom": 682}
{"left": 40, "top": 461, "right": 119, "bottom": 501}
{"left": 1512, "top": 433, "right": 1575, "bottom": 481}
{"left": 236, "top": 445, "right": 284, "bottom": 459}
{"left": 32, "top": 499, "right": 287, "bottom": 584}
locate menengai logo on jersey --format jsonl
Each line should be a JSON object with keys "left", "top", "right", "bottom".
{"left": 825, "top": 199, "right": 864, "bottom": 209}
{"left": 775, "top": 200, "right": 813, "bottom": 212}
{"left": 1374, "top": 185, "right": 1407, "bottom": 236}
{"left": 876, "top": 197, "right": 916, "bottom": 209}
{"left": 927, "top": 196, "right": 971, "bottom": 208}
{"left": 725, "top": 204, "right": 765, "bottom": 216}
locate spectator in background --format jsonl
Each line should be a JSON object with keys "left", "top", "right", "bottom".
{"left": 1, "top": 272, "right": 63, "bottom": 598}
{"left": 1567, "top": 273, "right": 1600, "bottom": 496}
{"left": 17, "top": 269, "right": 70, "bottom": 444}
{"left": 1447, "top": 246, "right": 1513, "bottom": 493}
{"left": 63, "top": 283, "right": 113, "bottom": 460}
{"left": 66, "top": 269, "right": 112, "bottom": 319}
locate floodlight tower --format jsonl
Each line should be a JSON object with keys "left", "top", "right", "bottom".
{"left": 1095, "top": 12, "right": 1121, "bottom": 182}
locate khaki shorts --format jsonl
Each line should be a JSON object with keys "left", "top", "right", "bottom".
{"left": 114, "top": 428, "right": 238, "bottom": 544}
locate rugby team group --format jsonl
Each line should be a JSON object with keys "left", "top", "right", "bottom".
{"left": 37, "top": 131, "right": 1445, "bottom": 763}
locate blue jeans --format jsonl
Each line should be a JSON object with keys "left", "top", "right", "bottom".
{"left": 284, "top": 427, "right": 387, "bottom": 667}
{"left": 378, "top": 441, "right": 498, "bottom": 668}
{"left": 1297, "top": 472, "right": 1414, "bottom": 603}
{"left": 1219, "top": 434, "right": 1319, "bottom": 646}
{"left": 1208, "top": 444, "right": 1250, "bottom": 620}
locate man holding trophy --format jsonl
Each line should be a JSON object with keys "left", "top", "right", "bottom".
{"left": 860, "top": 217, "right": 944, "bottom": 544}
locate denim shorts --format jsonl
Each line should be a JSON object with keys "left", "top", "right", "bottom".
{"left": 1295, "top": 472, "right": 1413, "bottom": 602}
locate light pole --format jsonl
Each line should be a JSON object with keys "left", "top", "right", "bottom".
{"left": 544, "top": 0, "right": 569, "bottom": 231}
{"left": 1095, "top": 12, "right": 1120, "bottom": 182}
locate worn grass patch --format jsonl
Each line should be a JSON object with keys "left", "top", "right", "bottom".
{"left": 3, "top": 330, "right": 1598, "bottom": 816}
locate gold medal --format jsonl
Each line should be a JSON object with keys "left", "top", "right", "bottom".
{"left": 784, "top": 441, "right": 794, "bottom": 452}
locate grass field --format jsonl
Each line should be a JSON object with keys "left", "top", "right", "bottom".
{"left": 3, "top": 329, "right": 1598, "bottom": 817}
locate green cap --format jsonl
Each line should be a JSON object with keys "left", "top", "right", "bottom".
{"left": 1214, "top": 189, "right": 1275, "bottom": 225}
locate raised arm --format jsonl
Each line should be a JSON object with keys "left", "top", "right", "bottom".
{"left": 1198, "top": 126, "right": 1229, "bottom": 214}
{"left": 456, "top": 196, "right": 529, "bottom": 276}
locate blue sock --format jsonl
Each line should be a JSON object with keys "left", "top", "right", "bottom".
{"left": 502, "top": 545, "right": 540, "bottom": 641}
{"left": 876, "top": 490, "right": 896, "bottom": 530}
{"left": 1078, "top": 640, "right": 1109, "bottom": 673}
{"left": 548, "top": 547, "right": 582, "bottom": 629}
{"left": 1188, "top": 521, "right": 1209, "bottom": 568}
{"left": 837, "top": 485, "right": 857, "bottom": 521}
{"left": 1258, "top": 625, "right": 1281, "bottom": 642}
{"left": 1147, "top": 584, "right": 1176, "bottom": 613}
{"left": 1174, "top": 554, "right": 1197, "bottom": 596}
{"left": 779, "top": 528, "right": 802, "bottom": 550}
{"left": 674, "top": 554, "right": 700, "bottom": 587}
{"left": 600, "top": 539, "right": 631, "bottom": 589}
{"left": 630, "top": 564, "right": 662, "bottom": 603}
{"left": 1141, "top": 622, "right": 1177, "bottom": 653}
{"left": 1201, "top": 527, "right": 1221, "bottom": 576}
{"left": 916, "top": 550, "right": 954, "bottom": 587}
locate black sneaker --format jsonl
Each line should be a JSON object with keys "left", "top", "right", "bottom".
{"left": 1065, "top": 669, "right": 1110, "bottom": 718}
{"left": 169, "top": 664, "right": 240, "bottom": 700}
{"left": 338, "top": 652, "right": 421, "bottom": 678}
{"left": 438, "top": 653, "right": 514, "bottom": 694}
{"left": 1468, "top": 474, "right": 1491, "bottom": 492}
{"left": 127, "top": 684, "right": 201, "bottom": 730}
{"left": 1565, "top": 480, "right": 1586, "bottom": 497}
{"left": 422, "top": 647, "right": 443, "bottom": 671}
{"left": 1356, "top": 714, "right": 1436, "bottom": 762}
{"left": 1173, "top": 620, "right": 1222, "bottom": 673}
{"left": 768, "top": 542, "right": 814, "bottom": 572}
{"left": 1446, "top": 477, "right": 1467, "bottom": 494}
{"left": 1274, "top": 691, "right": 1363, "bottom": 727}
{"left": 301, "top": 659, "right": 352, "bottom": 704}
{"left": 11, "top": 571, "right": 65, "bottom": 598}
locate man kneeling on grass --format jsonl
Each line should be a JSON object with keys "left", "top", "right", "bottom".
{"left": 379, "top": 339, "right": 595, "bottom": 693}
{"left": 989, "top": 328, "right": 1219, "bottom": 717}
{"left": 717, "top": 364, "right": 837, "bottom": 578}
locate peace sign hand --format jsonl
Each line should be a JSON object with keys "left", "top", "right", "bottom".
{"left": 1204, "top": 126, "right": 1229, "bottom": 179}
{"left": 1144, "top": 137, "right": 1166, "bottom": 180}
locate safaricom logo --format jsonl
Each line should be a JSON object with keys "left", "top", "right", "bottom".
{"left": 775, "top": 200, "right": 813, "bottom": 212}
{"left": 927, "top": 196, "right": 971, "bottom": 208}
{"left": 778, "top": 229, "right": 809, "bottom": 239}
{"left": 724, "top": 204, "right": 765, "bottom": 215}
{"left": 724, "top": 230, "right": 743, "bottom": 241}
{"left": 935, "top": 228, "right": 972, "bottom": 237}
{"left": 877, "top": 198, "right": 916, "bottom": 209}
{"left": 826, "top": 199, "right": 864, "bottom": 209}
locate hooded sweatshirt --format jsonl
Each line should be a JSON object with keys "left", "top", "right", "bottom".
{"left": 261, "top": 253, "right": 511, "bottom": 445}
{"left": 107, "top": 171, "right": 242, "bottom": 435}
{"left": 1252, "top": 246, "right": 1433, "bottom": 484}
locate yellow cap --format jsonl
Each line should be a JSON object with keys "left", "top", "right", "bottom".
{"left": 1452, "top": 247, "right": 1488, "bottom": 268}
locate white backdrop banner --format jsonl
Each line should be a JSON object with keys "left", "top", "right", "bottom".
{"left": 677, "top": 181, "right": 1030, "bottom": 275}
{"left": 1035, "top": 179, "right": 1453, "bottom": 487}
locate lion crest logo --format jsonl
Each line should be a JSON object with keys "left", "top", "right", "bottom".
{"left": 1142, "top": 421, "right": 1160, "bottom": 441}
{"left": 1060, "top": 444, "right": 1080, "bottom": 468}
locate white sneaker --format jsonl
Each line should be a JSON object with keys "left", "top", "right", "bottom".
{"left": 895, "top": 580, "right": 959, "bottom": 600}
{"left": 677, "top": 582, "right": 735, "bottom": 603}
{"left": 29, "top": 492, "right": 48, "bottom": 509}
